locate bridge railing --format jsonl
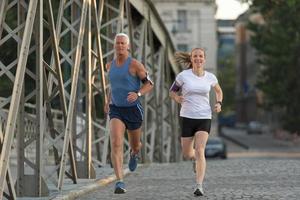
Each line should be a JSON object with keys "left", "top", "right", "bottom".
{"left": 0, "top": 0, "right": 180, "bottom": 198}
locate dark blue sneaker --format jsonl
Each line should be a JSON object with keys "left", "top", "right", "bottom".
{"left": 114, "top": 181, "right": 126, "bottom": 194}
{"left": 128, "top": 152, "right": 139, "bottom": 172}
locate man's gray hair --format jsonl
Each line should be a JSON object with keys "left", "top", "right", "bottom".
{"left": 114, "top": 33, "right": 130, "bottom": 45}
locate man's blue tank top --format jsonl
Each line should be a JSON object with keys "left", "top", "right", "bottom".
{"left": 109, "top": 57, "right": 140, "bottom": 107}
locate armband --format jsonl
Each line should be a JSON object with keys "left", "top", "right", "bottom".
{"left": 141, "top": 72, "right": 154, "bottom": 85}
{"left": 169, "top": 81, "right": 181, "bottom": 92}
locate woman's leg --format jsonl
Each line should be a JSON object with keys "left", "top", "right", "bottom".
{"left": 181, "top": 137, "right": 195, "bottom": 160}
{"left": 194, "top": 131, "right": 209, "bottom": 184}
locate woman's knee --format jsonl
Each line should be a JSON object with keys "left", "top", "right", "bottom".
{"left": 195, "top": 146, "right": 205, "bottom": 158}
{"left": 182, "top": 151, "right": 194, "bottom": 159}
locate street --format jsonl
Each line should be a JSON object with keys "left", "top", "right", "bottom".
{"left": 76, "top": 128, "right": 300, "bottom": 200}
{"left": 77, "top": 158, "right": 300, "bottom": 200}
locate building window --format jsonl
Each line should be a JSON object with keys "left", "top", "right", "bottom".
{"left": 177, "top": 44, "right": 188, "bottom": 52}
{"left": 177, "top": 10, "right": 187, "bottom": 32}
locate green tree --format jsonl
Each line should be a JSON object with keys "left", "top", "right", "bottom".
{"left": 246, "top": 0, "right": 300, "bottom": 133}
{"left": 218, "top": 56, "right": 236, "bottom": 115}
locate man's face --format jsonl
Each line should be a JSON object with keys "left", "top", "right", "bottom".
{"left": 114, "top": 36, "right": 129, "bottom": 55}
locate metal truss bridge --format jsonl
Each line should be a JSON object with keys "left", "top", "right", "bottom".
{"left": 0, "top": 0, "right": 180, "bottom": 198}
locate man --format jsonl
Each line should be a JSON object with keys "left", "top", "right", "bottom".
{"left": 104, "top": 33, "right": 153, "bottom": 194}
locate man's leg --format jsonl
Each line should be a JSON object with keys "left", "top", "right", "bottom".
{"left": 110, "top": 118, "right": 126, "bottom": 181}
{"left": 127, "top": 127, "right": 142, "bottom": 154}
{"left": 127, "top": 128, "right": 142, "bottom": 171}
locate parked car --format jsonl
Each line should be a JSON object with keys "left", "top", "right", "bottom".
{"left": 247, "top": 121, "right": 263, "bottom": 134}
{"left": 205, "top": 137, "right": 227, "bottom": 159}
{"left": 218, "top": 114, "right": 236, "bottom": 127}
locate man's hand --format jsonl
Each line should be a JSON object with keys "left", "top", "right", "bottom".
{"left": 127, "top": 92, "right": 139, "bottom": 103}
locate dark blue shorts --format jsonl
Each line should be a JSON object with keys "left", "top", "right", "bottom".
{"left": 109, "top": 104, "right": 144, "bottom": 130}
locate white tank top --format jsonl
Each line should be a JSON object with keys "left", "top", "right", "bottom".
{"left": 175, "top": 69, "right": 218, "bottom": 119}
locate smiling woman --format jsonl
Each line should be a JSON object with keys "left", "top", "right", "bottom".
{"left": 216, "top": 0, "right": 249, "bottom": 19}
{"left": 169, "top": 48, "right": 223, "bottom": 196}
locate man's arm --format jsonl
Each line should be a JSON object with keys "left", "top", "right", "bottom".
{"left": 127, "top": 60, "right": 153, "bottom": 103}
{"left": 104, "top": 62, "right": 112, "bottom": 113}
{"left": 135, "top": 62, "right": 153, "bottom": 96}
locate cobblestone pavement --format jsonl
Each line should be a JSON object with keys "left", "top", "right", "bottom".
{"left": 76, "top": 158, "right": 300, "bottom": 200}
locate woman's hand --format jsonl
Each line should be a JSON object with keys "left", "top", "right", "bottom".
{"left": 214, "top": 102, "right": 222, "bottom": 113}
{"left": 170, "top": 91, "right": 184, "bottom": 104}
{"left": 174, "top": 95, "right": 184, "bottom": 104}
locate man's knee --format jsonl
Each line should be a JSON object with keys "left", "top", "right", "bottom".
{"left": 111, "top": 138, "right": 123, "bottom": 151}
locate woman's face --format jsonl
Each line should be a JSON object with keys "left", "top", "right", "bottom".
{"left": 191, "top": 49, "right": 205, "bottom": 69}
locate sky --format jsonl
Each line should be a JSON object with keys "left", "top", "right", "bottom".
{"left": 215, "top": 0, "right": 249, "bottom": 19}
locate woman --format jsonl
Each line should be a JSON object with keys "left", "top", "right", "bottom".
{"left": 169, "top": 48, "right": 223, "bottom": 196}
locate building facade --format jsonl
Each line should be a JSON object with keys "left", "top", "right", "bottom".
{"left": 152, "top": 0, "right": 217, "bottom": 73}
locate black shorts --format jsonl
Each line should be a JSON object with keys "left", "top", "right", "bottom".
{"left": 180, "top": 117, "right": 211, "bottom": 137}
{"left": 109, "top": 104, "right": 144, "bottom": 130}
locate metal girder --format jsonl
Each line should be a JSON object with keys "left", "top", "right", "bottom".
{"left": 0, "top": 125, "right": 16, "bottom": 200}
{"left": 0, "top": 0, "right": 180, "bottom": 198}
{"left": 0, "top": 0, "right": 38, "bottom": 198}
{"left": 0, "top": 0, "right": 8, "bottom": 39}
{"left": 57, "top": 0, "right": 88, "bottom": 188}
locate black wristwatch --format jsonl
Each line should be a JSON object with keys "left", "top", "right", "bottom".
{"left": 137, "top": 91, "right": 142, "bottom": 97}
{"left": 217, "top": 101, "right": 222, "bottom": 106}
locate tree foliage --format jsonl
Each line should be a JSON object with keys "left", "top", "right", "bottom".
{"left": 218, "top": 56, "right": 236, "bottom": 115}
{"left": 246, "top": 0, "right": 300, "bottom": 132}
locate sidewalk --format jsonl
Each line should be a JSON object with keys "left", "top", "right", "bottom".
{"left": 51, "top": 168, "right": 131, "bottom": 200}
{"left": 16, "top": 165, "right": 131, "bottom": 200}
{"left": 222, "top": 127, "right": 300, "bottom": 155}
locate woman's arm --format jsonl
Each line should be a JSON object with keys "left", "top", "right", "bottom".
{"left": 213, "top": 83, "right": 223, "bottom": 113}
{"left": 169, "top": 81, "right": 183, "bottom": 104}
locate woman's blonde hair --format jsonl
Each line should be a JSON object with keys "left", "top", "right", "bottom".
{"left": 174, "top": 48, "right": 206, "bottom": 69}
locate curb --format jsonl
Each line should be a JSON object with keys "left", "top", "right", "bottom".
{"left": 52, "top": 168, "right": 130, "bottom": 200}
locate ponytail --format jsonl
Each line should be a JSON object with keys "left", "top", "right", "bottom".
{"left": 175, "top": 48, "right": 206, "bottom": 69}
{"left": 174, "top": 52, "right": 192, "bottom": 69}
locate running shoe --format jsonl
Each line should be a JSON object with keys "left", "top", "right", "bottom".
{"left": 128, "top": 151, "right": 139, "bottom": 172}
{"left": 193, "top": 186, "right": 204, "bottom": 196}
{"left": 114, "top": 181, "right": 126, "bottom": 194}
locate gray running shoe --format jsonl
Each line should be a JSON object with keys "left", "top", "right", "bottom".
{"left": 194, "top": 186, "right": 204, "bottom": 196}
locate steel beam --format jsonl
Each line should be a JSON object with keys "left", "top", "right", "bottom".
{"left": 0, "top": 1, "right": 38, "bottom": 198}
{"left": 0, "top": 0, "right": 180, "bottom": 198}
